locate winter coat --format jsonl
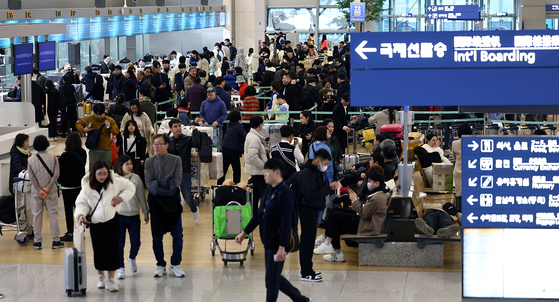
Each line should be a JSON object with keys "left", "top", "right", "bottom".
{"left": 221, "top": 121, "right": 247, "bottom": 153}
{"left": 209, "top": 57, "right": 219, "bottom": 73}
{"left": 234, "top": 47, "right": 246, "bottom": 72}
{"left": 452, "top": 139, "right": 463, "bottom": 197}
{"left": 81, "top": 72, "right": 96, "bottom": 92}
{"left": 244, "top": 129, "right": 268, "bottom": 176}
{"left": 9, "top": 144, "right": 30, "bottom": 195}
{"left": 58, "top": 149, "right": 87, "bottom": 188}
{"left": 198, "top": 58, "right": 210, "bottom": 74}
{"left": 74, "top": 171, "right": 135, "bottom": 224}
{"left": 27, "top": 152, "right": 59, "bottom": 195}
{"left": 351, "top": 190, "right": 388, "bottom": 236}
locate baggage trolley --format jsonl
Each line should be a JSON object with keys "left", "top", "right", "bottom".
{"left": 0, "top": 178, "right": 34, "bottom": 246}
{"left": 210, "top": 184, "right": 255, "bottom": 265}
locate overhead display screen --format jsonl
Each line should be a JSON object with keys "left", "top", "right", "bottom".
{"left": 12, "top": 43, "right": 34, "bottom": 76}
{"left": 0, "top": 12, "right": 226, "bottom": 49}
{"left": 37, "top": 41, "right": 56, "bottom": 71}
{"left": 462, "top": 136, "right": 559, "bottom": 301}
{"left": 350, "top": 31, "right": 559, "bottom": 106}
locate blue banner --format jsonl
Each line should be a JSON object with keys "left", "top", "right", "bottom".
{"left": 462, "top": 136, "right": 559, "bottom": 229}
{"left": 546, "top": 4, "right": 559, "bottom": 11}
{"left": 37, "top": 41, "right": 56, "bottom": 71}
{"left": 426, "top": 5, "right": 480, "bottom": 20}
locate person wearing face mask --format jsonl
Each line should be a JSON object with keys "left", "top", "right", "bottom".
{"left": 291, "top": 148, "right": 338, "bottom": 282}
{"left": 313, "top": 171, "right": 389, "bottom": 262}
{"left": 308, "top": 126, "right": 334, "bottom": 184}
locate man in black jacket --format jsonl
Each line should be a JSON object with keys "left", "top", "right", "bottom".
{"left": 151, "top": 61, "right": 171, "bottom": 104}
{"left": 81, "top": 66, "right": 96, "bottom": 93}
{"left": 111, "top": 65, "right": 126, "bottom": 100}
{"left": 59, "top": 75, "right": 77, "bottom": 137}
{"left": 236, "top": 159, "right": 310, "bottom": 302}
{"left": 303, "top": 78, "right": 321, "bottom": 110}
{"left": 167, "top": 119, "right": 200, "bottom": 224}
{"left": 282, "top": 73, "right": 300, "bottom": 113}
{"left": 292, "top": 149, "right": 338, "bottom": 282}
{"left": 332, "top": 92, "right": 357, "bottom": 151}
{"left": 101, "top": 54, "right": 110, "bottom": 74}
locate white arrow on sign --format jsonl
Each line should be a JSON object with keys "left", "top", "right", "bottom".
{"left": 355, "top": 40, "right": 378, "bottom": 60}
{"left": 468, "top": 159, "right": 477, "bottom": 169}
{"left": 467, "top": 195, "right": 478, "bottom": 206}
{"left": 467, "top": 141, "right": 479, "bottom": 151}
{"left": 467, "top": 212, "right": 479, "bottom": 224}
{"left": 469, "top": 177, "right": 478, "bottom": 187}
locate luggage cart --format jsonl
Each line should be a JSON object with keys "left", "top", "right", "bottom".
{"left": 191, "top": 154, "right": 210, "bottom": 205}
{"left": 1, "top": 178, "right": 34, "bottom": 246}
{"left": 210, "top": 184, "right": 255, "bottom": 265}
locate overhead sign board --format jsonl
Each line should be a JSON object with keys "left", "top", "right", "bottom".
{"left": 546, "top": 4, "right": 559, "bottom": 11}
{"left": 426, "top": 5, "right": 480, "bottom": 20}
{"left": 350, "top": 3, "right": 366, "bottom": 22}
{"left": 462, "top": 136, "right": 559, "bottom": 301}
{"left": 350, "top": 31, "right": 559, "bottom": 106}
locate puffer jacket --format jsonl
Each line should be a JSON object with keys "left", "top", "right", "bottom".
{"left": 74, "top": 171, "right": 135, "bottom": 224}
{"left": 244, "top": 128, "right": 268, "bottom": 176}
{"left": 9, "top": 144, "right": 30, "bottom": 195}
{"left": 234, "top": 47, "right": 246, "bottom": 72}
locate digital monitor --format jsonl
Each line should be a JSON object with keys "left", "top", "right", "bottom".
{"left": 37, "top": 41, "right": 56, "bottom": 71}
{"left": 12, "top": 43, "right": 33, "bottom": 76}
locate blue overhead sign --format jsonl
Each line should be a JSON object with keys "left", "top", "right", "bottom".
{"left": 350, "top": 30, "right": 559, "bottom": 106}
{"left": 350, "top": 3, "right": 366, "bottom": 22}
{"left": 462, "top": 136, "right": 559, "bottom": 228}
{"left": 546, "top": 4, "right": 559, "bottom": 11}
{"left": 426, "top": 5, "right": 480, "bottom": 20}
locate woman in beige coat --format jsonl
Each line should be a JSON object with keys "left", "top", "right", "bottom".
{"left": 452, "top": 123, "right": 472, "bottom": 211}
{"left": 120, "top": 99, "right": 155, "bottom": 156}
{"left": 368, "top": 107, "right": 399, "bottom": 135}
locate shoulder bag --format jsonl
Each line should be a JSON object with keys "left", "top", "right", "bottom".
{"left": 85, "top": 119, "right": 105, "bottom": 150}
{"left": 36, "top": 154, "right": 60, "bottom": 197}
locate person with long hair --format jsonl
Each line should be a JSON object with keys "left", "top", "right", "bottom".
{"left": 321, "top": 34, "right": 329, "bottom": 52}
{"left": 368, "top": 107, "right": 399, "bottom": 135}
{"left": 120, "top": 99, "right": 155, "bottom": 156}
{"left": 118, "top": 119, "right": 147, "bottom": 176}
{"left": 9, "top": 133, "right": 30, "bottom": 196}
{"left": 122, "top": 68, "right": 137, "bottom": 102}
{"left": 58, "top": 132, "right": 87, "bottom": 242}
{"left": 75, "top": 160, "right": 135, "bottom": 292}
{"left": 27, "top": 135, "right": 63, "bottom": 250}
{"left": 114, "top": 155, "right": 149, "bottom": 280}
{"left": 299, "top": 110, "right": 316, "bottom": 158}
{"left": 84, "top": 74, "right": 105, "bottom": 102}
{"left": 43, "top": 79, "right": 61, "bottom": 140}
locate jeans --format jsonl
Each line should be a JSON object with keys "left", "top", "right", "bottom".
{"left": 423, "top": 211, "right": 454, "bottom": 234}
{"left": 217, "top": 148, "right": 241, "bottom": 185}
{"left": 118, "top": 214, "right": 141, "bottom": 268}
{"left": 152, "top": 216, "right": 183, "bottom": 267}
{"left": 264, "top": 249, "right": 306, "bottom": 302}
{"left": 324, "top": 209, "right": 360, "bottom": 250}
{"left": 299, "top": 205, "right": 318, "bottom": 277}
{"left": 62, "top": 188, "right": 81, "bottom": 234}
{"left": 179, "top": 174, "right": 196, "bottom": 213}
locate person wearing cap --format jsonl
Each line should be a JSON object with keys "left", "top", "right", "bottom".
{"left": 199, "top": 86, "right": 227, "bottom": 128}
{"left": 101, "top": 54, "right": 111, "bottom": 74}
{"left": 186, "top": 77, "right": 206, "bottom": 112}
{"left": 237, "top": 75, "right": 249, "bottom": 98}
{"left": 215, "top": 76, "right": 231, "bottom": 110}
{"left": 61, "top": 65, "right": 78, "bottom": 85}
{"left": 332, "top": 92, "right": 357, "bottom": 151}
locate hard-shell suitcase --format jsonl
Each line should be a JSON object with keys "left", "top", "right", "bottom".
{"left": 342, "top": 154, "right": 360, "bottom": 171}
{"left": 380, "top": 124, "right": 404, "bottom": 139}
{"left": 402, "top": 132, "right": 424, "bottom": 163}
{"left": 65, "top": 248, "right": 87, "bottom": 297}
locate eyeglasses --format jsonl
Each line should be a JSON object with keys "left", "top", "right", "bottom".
{"left": 95, "top": 172, "right": 109, "bottom": 177}
{"left": 153, "top": 142, "right": 167, "bottom": 147}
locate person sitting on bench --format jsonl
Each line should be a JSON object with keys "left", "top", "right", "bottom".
{"left": 415, "top": 202, "right": 462, "bottom": 238}
{"left": 339, "top": 153, "right": 384, "bottom": 187}
{"left": 413, "top": 146, "right": 448, "bottom": 187}
{"left": 313, "top": 171, "right": 389, "bottom": 262}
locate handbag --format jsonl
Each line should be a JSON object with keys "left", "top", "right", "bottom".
{"left": 85, "top": 119, "right": 105, "bottom": 150}
{"left": 85, "top": 192, "right": 103, "bottom": 223}
{"left": 73, "top": 224, "right": 85, "bottom": 253}
{"left": 42, "top": 94, "right": 50, "bottom": 127}
{"left": 213, "top": 204, "right": 252, "bottom": 238}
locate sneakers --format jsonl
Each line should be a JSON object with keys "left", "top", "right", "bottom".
{"left": 128, "top": 256, "right": 138, "bottom": 273}
{"left": 169, "top": 265, "right": 185, "bottom": 277}
{"left": 299, "top": 271, "right": 321, "bottom": 278}
{"left": 437, "top": 225, "right": 461, "bottom": 238}
{"left": 301, "top": 274, "right": 323, "bottom": 282}
{"left": 314, "top": 241, "right": 335, "bottom": 254}
{"left": 154, "top": 266, "right": 167, "bottom": 277}
{"left": 60, "top": 233, "right": 73, "bottom": 242}
{"left": 415, "top": 218, "right": 434, "bottom": 237}
{"left": 315, "top": 234, "right": 327, "bottom": 245}
{"left": 105, "top": 278, "right": 118, "bottom": 292}
{"left": 52, "top": 241, "right": 65, "bottom": 249}
{"left": 116, "top": 267, "right": 125, "bottom": 280}
{"left": 193, "top": 207, "right": 200, "bottom": 224}
{"left": 97, "top": 275, "right": 106, "bottom": 289}
{"left": 305, "top": 297, "right": 312, "bottom": 302}
{"left": 323, "top": 251, "right": 345, "bottom": 262}
{"left": 32, "top": 242, "right": 42, "bottom": 250}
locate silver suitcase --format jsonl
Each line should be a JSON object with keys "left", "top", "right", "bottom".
{"left": 342, "top": 154, "right": 360, "bottom": 170}
{"left": 65, "top": 248, "right": 87, "bottom": 297}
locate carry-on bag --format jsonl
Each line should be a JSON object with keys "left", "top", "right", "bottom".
{"left": 380, "top": 124, "right": 404, "bottom": 139}
{"left": 64, "top": 247, "right": 87, "bottom": 297}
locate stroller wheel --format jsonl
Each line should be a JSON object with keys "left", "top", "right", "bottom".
{"left": 16, "top": 236, "right": 29, "bottom": 246}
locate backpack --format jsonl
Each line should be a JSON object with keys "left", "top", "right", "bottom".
{"left": 276, "top": 187, "right": 300, "bottom": 253}
{"left": 144, "top": 53, "right": 153, "bottom": 63}
{"left": 0, "top": 195, "right": 16, "bottom": 224}
{"left": 296, "top": 85, "right": 312, "bottom": 110}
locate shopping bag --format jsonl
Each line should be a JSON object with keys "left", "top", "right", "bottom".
{"left": 213, "top": 204, "right": 252, "bottom": 238}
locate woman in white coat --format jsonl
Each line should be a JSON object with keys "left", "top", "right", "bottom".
{"left": 75, "top": 160, "right": 135, "bottom": 292}
{"left": 246, "top": 48, "right": 260, "bottom": 76}
{"left": 120, "top": 99, "right": 155, "bottom": 156}
{"left": 234, "top": 47, "right": 247, "bottom": 73}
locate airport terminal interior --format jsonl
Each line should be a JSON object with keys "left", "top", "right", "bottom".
{"left": 0, "top": 0, "right": 557, "bottom": 301}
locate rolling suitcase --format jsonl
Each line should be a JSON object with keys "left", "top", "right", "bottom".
{"left": 65, "top": 248, "right": 87, "bottom": 297}
{"left": 342, "top": 154, "right": 359, "bottom": 170}
{"left": 380, "top": 124, "right": 404, "bottom": 139}
{"left": 402, "top": 132, "right": 424, "bottom": 163}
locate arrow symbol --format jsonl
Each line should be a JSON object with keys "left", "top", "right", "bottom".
{"left": 469, "top": 177, "right": 478, "bottom": 187}
{"left": 467, "top": 212, "right": 479, "bottom": 224}
{"left": 355, "top": 40, "right": 377, "bottom": 60}
{"left": 467, "top": 141, "right": 479, "bottom": 151}
{"left": 468, "top": 159, "right": 477, "bottom": 169}
{"left": 467, "top": 195, "right": 478, "bottom": 206}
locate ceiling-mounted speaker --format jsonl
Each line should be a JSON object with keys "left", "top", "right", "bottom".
{"left": 8, "top": 0, "right": 22, "bottom": 10}
{"left": 95, "top": 0, "right": 105, "bottom": 8}
{"left": 156, "top": 0, "right": 165, "bottom": 6}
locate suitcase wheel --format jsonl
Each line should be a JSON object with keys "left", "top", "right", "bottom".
{"left": 66, "top": 289, "right": 72, "bottom": 297}
{"left": 81, "top": 289, "right": 86, "bottom": 296}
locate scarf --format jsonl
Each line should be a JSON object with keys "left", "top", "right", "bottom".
{"left": 17, "top": 146, "right": 31, "bottom": 157}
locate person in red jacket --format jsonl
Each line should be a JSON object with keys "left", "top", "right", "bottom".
{"left": 237, "top": 75, "right": 249, "bottom": 98}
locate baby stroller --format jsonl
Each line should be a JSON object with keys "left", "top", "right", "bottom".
{"left": 210, "top": 184, "right": 255, "bottom": 265}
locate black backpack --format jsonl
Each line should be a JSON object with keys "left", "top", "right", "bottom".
{"left": 296, "top": 85, "right": 312, "bottom": 110}
{"left": 144, "top": 53, "right": 154, "bottom": 63}
{"left": 0, "top": 195, "right": 16, "bottom": 224}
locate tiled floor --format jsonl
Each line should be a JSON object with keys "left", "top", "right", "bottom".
{"left": 0, "top": 263, "right": 462, "bottom": 301}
